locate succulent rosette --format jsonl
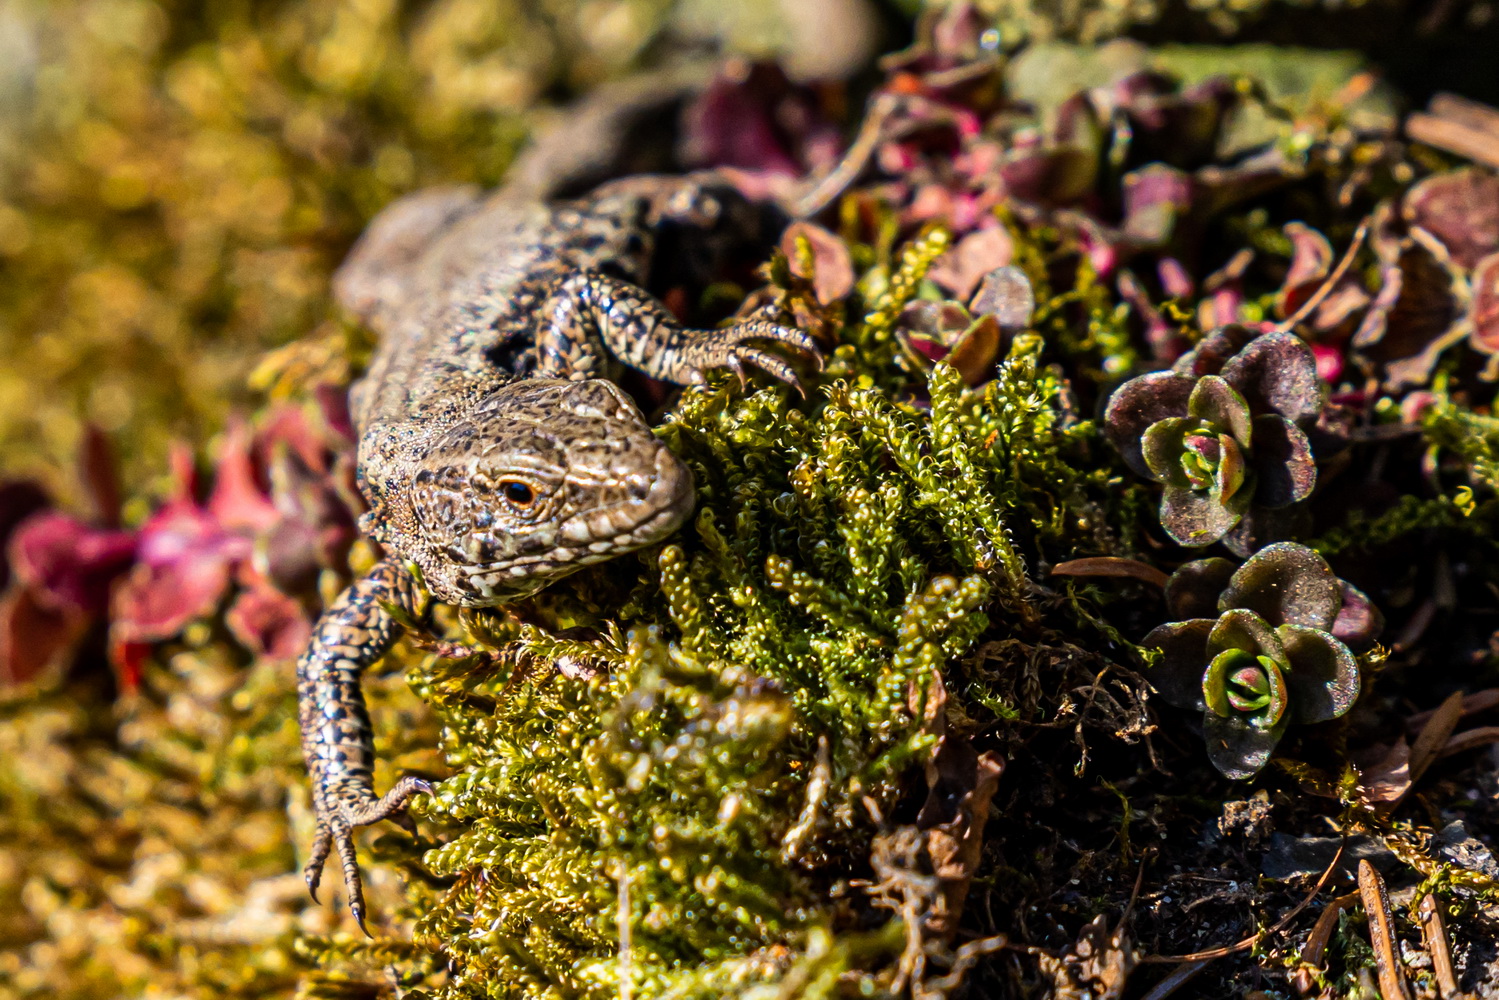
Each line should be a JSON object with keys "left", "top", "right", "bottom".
{"left": 1105, "top": 328, "right": 1322, "bottom": 553}
{"left": 1142, "top": 543, "right": 1371, "bottom": 779}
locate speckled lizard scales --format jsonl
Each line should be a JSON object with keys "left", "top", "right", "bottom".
{"left": 295, "top": 174, "right": 813, "bottom": 931}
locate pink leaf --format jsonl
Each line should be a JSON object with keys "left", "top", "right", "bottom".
{"left": 9, "top": 511, "right": 138, "bottom": 616}
{"left": 226, "top": 581, "right": 312, "bottom": 660}
{"left": 780, "top": 221, "right": 855, "bottom": 304}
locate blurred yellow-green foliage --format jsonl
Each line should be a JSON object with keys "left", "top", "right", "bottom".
{"left": 0, "top": 0, "right": 851, "bottom": 504}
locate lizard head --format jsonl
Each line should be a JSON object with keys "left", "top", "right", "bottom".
{"left": 362, "top": 378, "right": 695, "bottom": 607}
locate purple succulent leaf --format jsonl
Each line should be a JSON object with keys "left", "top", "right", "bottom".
{"left": 1221, "top": 503, "right": 1313, "bottom": 560}
{"left": 1331, "top": 581, "right": 1384, "bottom": 652}
{"left": 1160, "top": 484, "right": 1244, "bottom": 547}
{"left": 0, "top": 482, "right": 52, "bottom": 593}
{"left": 1203, "top": 709, "right": 1286, "bottom": 779}
{"left": 1104, "top": 371, "right": 1195, "bottom": 476}
{"left": 969, "top": 265, "right": 1034, "bottom": 331}
{"left": 1000, "top": 146, "right": 1100, "bottom": 206}
{"left": 1141, "top": 618, "right": 1215, "bottom": 710}
{"left": 1246, "top": 414, "right": 1316, "bottom": 508}
{"left": 1207, "top": 608, "right": 1287, "bottom": 667}
{"left": 682, "top": 64, "right": 808, "bottom": 176}
{"left": 1186, "top": 375, "right": 1253, "bottom": 445}
{"left": 10, "top": 512, "right": 139, "bottom": 617}
{"left": 1220, "top": 332, "right": 1322, "bottom": 425}
{"left": 1276, "top": 624, "right": 1361, "bottom": 725}
{"left": 1142, "top": 417, "right": 1196, "bottom": 487}
{"left": 225, "top": 579, "right": 313, "bottom": 661}
{"left": 1165, "top": 557, "right": 1237, "bottom": 620}
{"left": 1054, "top": 91, "right": 1104, "bottom": 147}
{"left": 1173, "top": 324, "right": 1256, "bottom": 377}
{"left": 1219, "top": 542, "right": 1341, "bottom": 631}
{"left": 900, "top": 300, "right": 975, "bottom": 341}
{"left": 931, "top": 230, "right": 1016, "bottom": 303}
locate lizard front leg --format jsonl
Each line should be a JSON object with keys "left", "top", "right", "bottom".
{"left": 534, "top": 271, "right": 819, "bottom": 389}
{"left": 297, "top": 557, "right": 431, "bottom": 933}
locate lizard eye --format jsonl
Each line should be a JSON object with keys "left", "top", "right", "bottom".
{"left": 501, "top": 481, "right": 536, "bottom": 507}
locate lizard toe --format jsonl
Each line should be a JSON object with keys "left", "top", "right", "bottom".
{"left": 330, "top": 818, "right": 370, "bottom": 936}
{"left": 304, "top": 823, "right": 333, "bottom": 903}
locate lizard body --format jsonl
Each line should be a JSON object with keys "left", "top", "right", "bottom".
{"left": 297, "top": 173, "right": 813, "bottom": 929}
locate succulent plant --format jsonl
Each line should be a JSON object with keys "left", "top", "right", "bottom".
{"left": 1105, "top": 328, "right": 1322, "bottom": 553}
{"left": 1142, "top": 543, "right": 1370, "bottom": 778}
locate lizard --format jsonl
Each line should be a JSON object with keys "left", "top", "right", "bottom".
{"left": 294, "top": 170, "right": 819, "bottom": 933}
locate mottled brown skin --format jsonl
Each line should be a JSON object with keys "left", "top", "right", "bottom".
{"left": 297, "top": 174, "right": 815, "bottom": 931}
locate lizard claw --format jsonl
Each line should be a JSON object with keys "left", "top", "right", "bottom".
{"left": 305, "top": 775, "right": 433, "bottom": 933}
{"left": 304, "top": 822, "right": 332, "bottom": 903}
{"left": 690, "top": 320, "right": 819, "bottom": 393}
{"left": 725, "top": 354, "right": 748, "bottom": 390}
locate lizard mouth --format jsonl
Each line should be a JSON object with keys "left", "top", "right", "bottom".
{"left": 562, "top": 446, "right": 696, "bottom": 553}
{"left": 456, "top": 446, "right": 696, "bottom": 599}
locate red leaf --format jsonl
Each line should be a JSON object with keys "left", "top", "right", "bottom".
{"left": 0, "top": 481, "right": 50, "bottom": 591}
{"left": 225, "top": 581, "right": 311, "bottom": 660}
{"left": 109, "top": 639, "right": 149, "bottom": 693}
{"left": 9, "top": 511, "right": 138, "bottom": 616}
{"left": 77, "top": 425, "right": 122, "bottom": 528}
{"left": 0, "top": 586, "right": 86, "bottom": 687}
{"left": 780, "top": 221, "right": 855, "bottom": 305}
{"left": 206, "top": 420, "right": 279, "bottom": 533}
{"left": 112, "top": 547, "right": 234, "bottom": 643}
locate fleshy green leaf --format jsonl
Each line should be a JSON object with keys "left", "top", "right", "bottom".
{"left": 1186, "top": 375, "right": 1252, "bottom": 445}
{"left": 1213, "top": 433, "right": 1249, "bottom": 506}
{"left": 1142, "top": 417, "right": 1197, "bottom": 487}
{"left": 1203, "top": 648, "right": 1287, "bottom": 728}
{"left": 1207, "top": 609, "right": 1286, "bottom": 667}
